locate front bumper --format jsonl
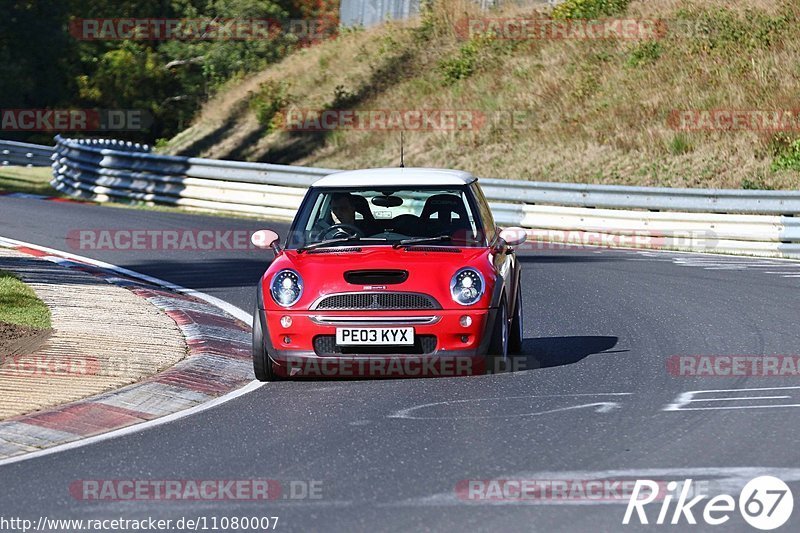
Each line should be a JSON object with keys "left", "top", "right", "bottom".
{"left": 257, "top": 308, "right": 498, "bottom": 378}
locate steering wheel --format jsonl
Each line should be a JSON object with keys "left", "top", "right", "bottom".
{"left": 319, "top": 223, "right": 364, "bottom": 240}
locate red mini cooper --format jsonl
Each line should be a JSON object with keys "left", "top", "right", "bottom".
{"left": 251, "top": 168, "right": 527, "bottom": 379}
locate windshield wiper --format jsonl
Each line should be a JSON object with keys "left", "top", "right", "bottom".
{"left": 298, "top": 237, "right": 386, "bottom": 253}
{"left": 392, "top": 235, "right": 452, "bottom": 248}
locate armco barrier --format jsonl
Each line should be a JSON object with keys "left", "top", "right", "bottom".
{"left": 1, "top": 140, "right": 54, "bottom": 167}
{"left": 49, "top": 136, "right": 800, "bottom": 259}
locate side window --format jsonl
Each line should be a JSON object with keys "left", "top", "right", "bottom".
{"left": 471, "top": 183, "right": 495, "bottom": 242}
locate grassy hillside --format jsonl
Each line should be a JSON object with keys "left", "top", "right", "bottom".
{"left": 164, "top": 0, "right": 800, "bottom": 189}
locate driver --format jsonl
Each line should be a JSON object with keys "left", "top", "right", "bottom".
{"left": 312, "top": 193, "right": 375, "bottom": 240}
{"left": 330, "top": 192, "right": 357, "bottom": 226}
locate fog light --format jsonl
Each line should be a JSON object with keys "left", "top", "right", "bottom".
{"left": 280, "top": 316, "right": 292, "bottom": 328}
{"left": 283, "top": 336, "right": 291, "bottom": 344}
{"left": 460, "top": 335, "right": 469, "bottom": 343}
{"left": 459, "top": 315, "right": 472, "bottom": 328}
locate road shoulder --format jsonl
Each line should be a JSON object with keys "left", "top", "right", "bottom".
{"left": 0, "top": 242, "right": 253, "bottom": 461}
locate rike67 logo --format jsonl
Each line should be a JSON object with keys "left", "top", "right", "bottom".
{"left": 623, "top": 476, "right": 794, "bottom": 530}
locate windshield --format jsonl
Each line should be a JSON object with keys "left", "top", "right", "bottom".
{"left": 287, "top": 186, "right": 487, "bottom": 249}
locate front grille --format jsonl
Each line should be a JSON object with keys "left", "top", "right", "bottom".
{"left": 313, "top": 292, "right": 440, "bottom": 310}
{"left": 313, "top": 335, "right": 437, "bottom": 355}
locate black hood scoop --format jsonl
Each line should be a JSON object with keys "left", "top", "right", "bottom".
{"left": 344, "top": 269, "right": 408, "bottom": 285}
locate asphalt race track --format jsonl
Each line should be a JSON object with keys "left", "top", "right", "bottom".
{"left": 2, "top": 195, "right": 800, "bottom": 532}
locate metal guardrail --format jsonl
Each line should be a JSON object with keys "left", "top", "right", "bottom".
{"left": 51, "top": 135, "right": 331, "bottom": 220}
{"left": 0, "top": 140, "right": 54, "bottom": 167}
{"left": 479, "top": 179, "right": 800, "bottom": 215}
{"left": 49, "top": 135, "right": 800, "bottom": 259}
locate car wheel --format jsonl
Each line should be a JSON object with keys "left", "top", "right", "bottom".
{"left": 486, "top": 298, "right": 509, "bottom": 374}
{"left": 508, "top": 283, "right": 523, "bottom": 355}
{"left": 252, "top": 303, "right": 280, "bottom": 381}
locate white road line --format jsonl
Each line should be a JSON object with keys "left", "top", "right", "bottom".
{"left": 708, "top": 264, "right": 798, "bottom": 269}
{"left": 663, "top": 386, "right": 800, "bottom": 412}
{"left": 668, "top": 255, "right": 800, "bottom": 279}
{"left": 0, "top": 235, "right": 250, "bottom": 323}
{"left": 636, "top": 246, "right": 800, "bottom": 263}
{"left": 690, "top": 396, "right": 792, "bottom": 402}
{"left": 0, "top": 235, "right": 264, "bottom": 468}
{"left": 392, "top": 467, "right": 800, "bottom": 507}
{"left": 667, "top": 404, "right": 800, "bottom": 411}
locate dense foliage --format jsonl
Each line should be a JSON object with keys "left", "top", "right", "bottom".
{"left": 1, "top": 0, "right": 338, "bottom": 143}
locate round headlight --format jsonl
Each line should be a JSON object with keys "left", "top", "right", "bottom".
{"left": 270, "top": 269, "right": 303, "bottom": 307}
{"left": 450, "top": 268, "right": 485, "bottom": 306}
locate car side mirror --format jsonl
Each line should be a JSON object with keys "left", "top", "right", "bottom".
{"left": 499, "top": 227, "right": 527, "bottom": 247}
{"left": 251, "top": 229, "right": 282, "bottom": 254}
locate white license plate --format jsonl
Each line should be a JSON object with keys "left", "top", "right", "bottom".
{"left": 335, "top": 327, "right": 414, "bottom": 346}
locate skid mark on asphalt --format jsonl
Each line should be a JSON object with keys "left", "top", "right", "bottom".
{"left": 388, "top": 393, "right": 633, "bottom": 420}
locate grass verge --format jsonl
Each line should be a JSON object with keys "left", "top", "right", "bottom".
{"left": 0, "top": 166, "right": 58, "bottom": 196}
{"left": 0, "top": 270, "right": 51, "bottom": 330}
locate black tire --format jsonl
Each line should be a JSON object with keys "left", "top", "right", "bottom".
{"left": 252, "top": 303, "right": 280, "bottom": 381}
{"left": 485, "top": 298, "right": 509, "bottom": 374}
{"left": 508, "top": 283, "right": 523, "bottom": 355}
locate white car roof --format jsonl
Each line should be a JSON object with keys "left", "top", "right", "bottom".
{"left": 311, "top": 167, "right": 476, "bottom": 188}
